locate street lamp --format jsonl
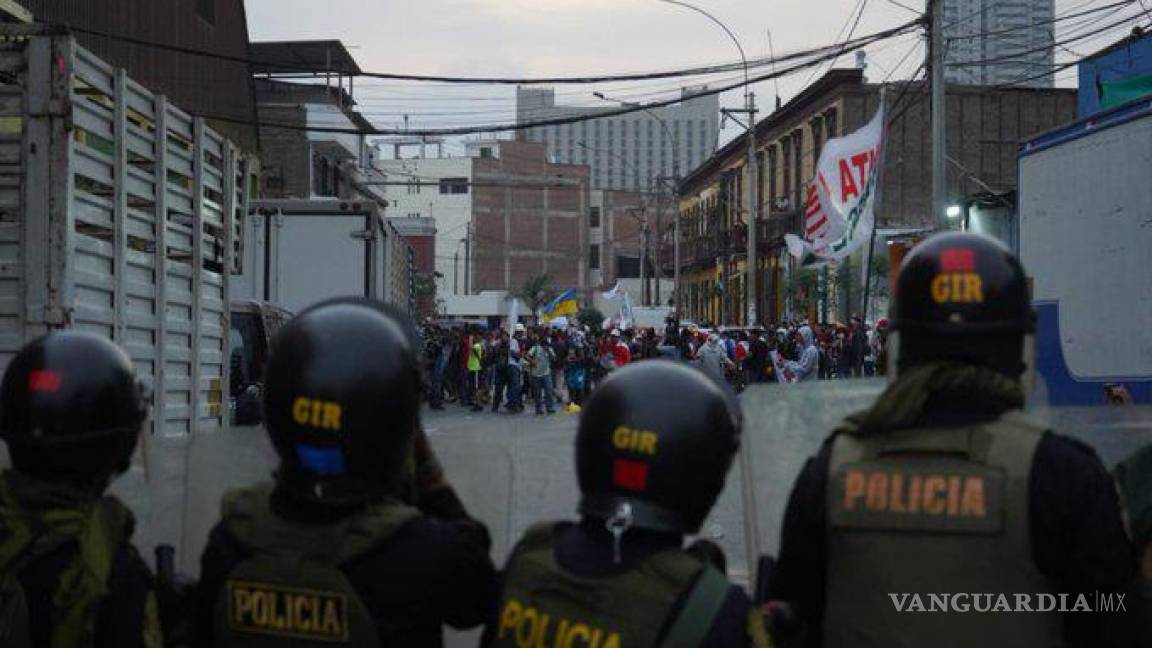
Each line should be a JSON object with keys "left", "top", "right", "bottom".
{"left": 659, "top": 0, "right": 758, "bottom": 326}
{"left": 945, "top": 204, "right": 961, "bottom": 219}
{"left": 592, "top": 90, "right": 681, "bottom": 306}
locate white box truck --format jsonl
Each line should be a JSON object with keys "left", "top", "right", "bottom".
{"left": 1018, "top": 99, "right": 1152, "bottom": 405}
{"left": 236, "top": 198, "right": 413, "bottom": 314}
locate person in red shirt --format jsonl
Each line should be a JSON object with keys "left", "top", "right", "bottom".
{"left": 609, "top": 329, "right": 632, "bottom": 367}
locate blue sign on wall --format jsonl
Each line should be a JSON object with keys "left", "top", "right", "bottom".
{"left": 1078, "top": 30, "right": 1152, "bottom": 118}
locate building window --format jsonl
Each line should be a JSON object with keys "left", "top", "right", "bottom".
{"left": 617, "top": 255, "right": 640, "bottom": 279}
{"left": 407, "top": 179, "right": 421, "bottom": 195}
{"left": 768, "top": 146, "right": 778, "bottom": 210}
{"left": 439, "top": 177, "right": 469, "bottom": 194}
{"left": 589, "top": 244, "right": 601, "bottom": 270}
{"left": 196, "top": 0, "right": 216, "bottom": 25}
{"left": 479, "top": 147, "right": 493, "bottom": 159}
{"left": 313, "top": 155, "right": 334, "bottom": 197}
{"left": 590, "top": 206, "right": 601, "bottom": 228}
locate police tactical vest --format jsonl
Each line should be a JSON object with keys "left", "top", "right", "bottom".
{"left": 492, "top": 521, "right": 726, "bottom": 648}
{"left": 213, "top": 483, "right": 419, "bottom": 647}
{"left": 823, "top": 411, "right": 1062, "bottom": 648}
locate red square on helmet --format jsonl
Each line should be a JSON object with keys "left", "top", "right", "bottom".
{"left": 940, "top": 248, "right": 976, "bottom": 272}
{"left": 28, "top": 370, "right": 62, "bottom": 393}
{"left": 613, "top": 458, "right": 648, "bottom": 491}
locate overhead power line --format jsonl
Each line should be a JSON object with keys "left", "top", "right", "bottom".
{"left": 946, "top": 10, "right": 1145, "bottom": 67}
{"left": 945, "top": 0, "right": 1136, "bottom": 40}
{"left": 195, "top": 19, "right": 923, "bottom": 137}
{"left": 70, "top": 23, "right": 895, "bottom": 86}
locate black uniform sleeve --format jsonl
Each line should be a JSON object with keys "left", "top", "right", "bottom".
{"left": 1029, "top": 433, "right": 1144, "bottom": 647}
{"left": 94, "top": 544, "right": 157, "bottom": 648}
{"left": 192, "top": 523, "right": 251, "bottom": 648}
{"left": 771, "top": 438, "right": 833, "bottom": 648}
{"left": 344, "top": 515, "right": 498, "bottom": 640}
{"left": 698, "top": 585, "right": 760, "bottom": 647}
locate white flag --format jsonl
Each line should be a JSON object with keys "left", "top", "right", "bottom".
{"left": 785, "top": 102, "right": 885, "bottom": 266}
{"left": 601, "top": 281, "right": 623, "bottom": 301}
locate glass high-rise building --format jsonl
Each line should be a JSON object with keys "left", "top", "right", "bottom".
{"left": 516, "top": 86, "right": 720, "bottom": 191}
{"left": 944, "top": 0, "right": 1055, "bottom": 87}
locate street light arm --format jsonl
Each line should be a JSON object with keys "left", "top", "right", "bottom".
{"left": 659, "top": 0, "right": 749, "bottom": 87}
{"left": 591, "top": 91, "right": 680, "bottom": 178}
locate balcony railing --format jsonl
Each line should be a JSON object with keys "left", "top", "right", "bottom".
{"left": 666, "top": 208, "right": 802, "bottom": 271}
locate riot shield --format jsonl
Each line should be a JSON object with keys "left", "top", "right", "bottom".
{"left": 739, "top": 379, "right": 886, "bottom": 568}
{"left": 738, "top": 377, "right": 1152, "bottom": 591}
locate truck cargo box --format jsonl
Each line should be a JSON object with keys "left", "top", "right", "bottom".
{"left": 1018, "top": 99, "right": 1152, "bottom": 404}
{"left": 0, "top": 30, "right": 250, "bottom": 434}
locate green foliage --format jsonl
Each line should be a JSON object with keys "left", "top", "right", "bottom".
{"left": 786, "top": 268, "right": 821, "bottom": 316}
{"left": 576, "top": 307, "right": 604, "bottom": 330}
{"left": 510, "top": 273, "right": 556, "bottom": 314}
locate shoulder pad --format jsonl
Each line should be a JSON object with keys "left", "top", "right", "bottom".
{"left": 1043, "top": 431, "right": 1104, "bottom": 464}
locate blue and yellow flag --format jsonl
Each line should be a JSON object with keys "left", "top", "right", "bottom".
{"left": 541, "top": 289, "right": 579, "bottom": 322}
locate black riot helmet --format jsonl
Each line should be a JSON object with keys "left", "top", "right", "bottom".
{"left": 264, "top": 297, "right": 423, "bottom": 505}
{"left": 0, "top": 332, "right": 148, "bottom": 483}
{"left": 890, "top": 231, "right": 1033, "bottom": 375}
{"left": 576, "top": 361, "right": 741, "bottom": 535}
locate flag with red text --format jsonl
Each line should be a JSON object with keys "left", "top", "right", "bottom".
{"left": 785, "top": 102, "right": 885, "bottom": 266}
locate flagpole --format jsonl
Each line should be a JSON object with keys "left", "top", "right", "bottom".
{"left": 861, "top": 86, "right": 888, "bottom": 324}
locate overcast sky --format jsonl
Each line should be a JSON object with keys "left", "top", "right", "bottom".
{"left": 245, "top": 0, "right": 1145, "bottom": 149}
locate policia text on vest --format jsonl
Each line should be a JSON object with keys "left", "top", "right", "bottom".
{"left": 227, "top": 580, "right": 349, "bottom": 642}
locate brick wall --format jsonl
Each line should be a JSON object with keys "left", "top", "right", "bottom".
{"left": 471, "top": 142, "right": 588, "bottom": 294}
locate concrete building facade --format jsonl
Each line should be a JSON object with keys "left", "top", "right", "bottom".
{"left": 943, "top": 0, "right": 1055, "bottom": 88}
{"left": 471, "top": 140, "right": 589, "bottom": 294}
{"left": 371, "top": 154, "right": 475, "bottom": 296}
{"left": 516, "top": 87, "right": 719, "bottom": 192}
{"left": 372, "top": 140, "right": 590, "bottom": 310}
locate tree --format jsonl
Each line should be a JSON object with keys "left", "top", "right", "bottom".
{"left": 510, "top": 273, "right": 556, "bottom": 317}
{"left": 413, "top": 274, "right": 439, "bottom": 320}
{"left": 577, "top": 307, "right": 604, "bottom": 330}
{"left": 785, "top": 268, "right": 820, "bottom": 319}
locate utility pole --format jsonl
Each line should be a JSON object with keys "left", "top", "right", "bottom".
{"left": 673, "top": 184, "right": 681, "bottom": 312}
{"left": 453, "top": 250, "right": 459, "bottom": 294}
{"left": 463, "top": 223, "right": 472, "bottom": 295}
{"left": 640, "top": 212, "right": 650, "bottom": 306}
{"left": 744, "top": 92, "right": 758, "bottom": 326}
{"left": 654, "top": 189, "right": 663, "bottom": 306}
{"left": 930, "top": 0, "right": 947, "bottom": 228}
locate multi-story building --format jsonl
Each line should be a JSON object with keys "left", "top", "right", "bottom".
{"left": 944, "top": 0, "right": 1055, "bottom": 88}
{"left": 587, "top": 190, "right": 673, "bottom": 311}
{"left": 372, "top": 151, "right": 476, "bottom": 297}
{"left": 18, "top": 0, "right": 259, "bottom": 151}
{"left": 672, "top": 69, "right": 1076, "bottom": 326}
{"left": 516, "top": 86, "right": 719, "bottom": 192}
{"left": 249, "top": 41, "right": 414, "bottom": 311}
{"left": 373, "top": 140, "right": 589, "bottom": 305}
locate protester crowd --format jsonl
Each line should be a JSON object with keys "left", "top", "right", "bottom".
{"left": 420, "top": 314, "right": 891, "bottom": 411}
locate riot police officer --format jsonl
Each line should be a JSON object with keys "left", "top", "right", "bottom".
{"left": 194, "top": 298, "right": 497, "bottom": 646}
{"left": 484, "top": 361, "right": 771, "bottom": 647}
{"left": 771, "top": 232, "right": 1141, "bottom": 647}
{"left": 0, "top": 332, "right": 161, "bottom": 648}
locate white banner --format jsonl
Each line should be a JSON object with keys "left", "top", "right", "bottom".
{"left": 785, "top": 102, "right": 885, "bottom": 266}
{"left": 770, "top": 350, "right": 795, "bottom": 384}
